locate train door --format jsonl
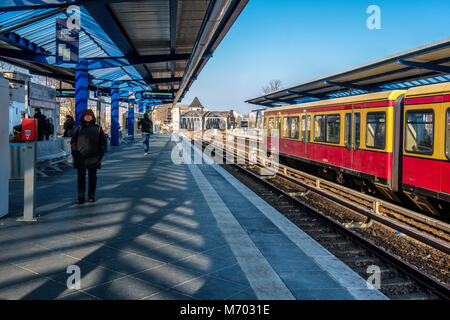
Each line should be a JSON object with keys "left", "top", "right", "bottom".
{"left": 305, "top": 114, "right": 311, "bottom": 158}
{"left": 343, "top": 112, "right": 353, "bottom": 169}
{"left": 299, "top": 115, "right": 306, "bottom": 158}
{"left": 343, "top": 111, "right": 361, "bottom": 170}
{"left": 441, "top": 107, "right": 450, "bottom": 194}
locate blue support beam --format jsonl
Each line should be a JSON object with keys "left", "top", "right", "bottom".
{"left": 398, "top": 60, "right": 450, "bottom": 74}
{"left": 1, "top": 32, "right": 50, "bottom": 54}
{"left": 266, "top": 96, "right": 296, "bottom": 104}
{"left": 0, "top": 1, "right": 150, "bottom": 12}
{"left": 0, "top": 47, "right": 54, "bottom": 64}
{"left": 87, "top": 53, "right": 190, "bottom": 69}
{"left": 136, "top": 92, "right": 143, "bottom": 113}
{"left": 0, "top": 7, "right": 66, "bottom": 35}
{"left": 83, "top": 1, "right": 151, "bottom": 82}
{"left": 110, "top": 81, "right": 120, "bottom": 146}
{"left": 299, "top": 92, "right": 324, "bottom": 99}
{"left": 94, "top": 77, "right": 182, "bottom": 86}
{"left": 324, "top": 80, "right": 378, "bottom": 92}
{"left": 75, "top": 59, "right": 89, "bottom": 127}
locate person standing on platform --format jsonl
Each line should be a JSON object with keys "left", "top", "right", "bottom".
{"left": 71, "top": 109, "right": 107, "bottom": 204}
{"left": 138, "top": 113, "right": 153, "bottom": 155}
{"left": 63, "top": 115, "right": 75, "bottom": 137}
{"left": 33, "top": 108, "right": 46, "bottom": 141}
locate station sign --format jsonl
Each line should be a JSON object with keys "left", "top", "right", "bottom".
{"left": 29, "top": 83, "right": 57, "bottom": 110}
{"left": 56, "top": 89, "right": 75, "bottom": 98}
{"left": 142, "top": 92, "right": 173, "bottom": 99}
{"left": 56, "top": 17, "right": 79, "bottom": 64}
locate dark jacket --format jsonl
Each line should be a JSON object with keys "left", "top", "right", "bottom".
{"left": 71, "top": 110, "right": 107, "bottom": 169}
{"left": 34, "top": 112, "right": 46, "bottom": 141}
{"left": 63, "top": 117, "right": 75, "bottom": 137}
{"left": 138, "top": 114, "right": 153, "bottom": 134}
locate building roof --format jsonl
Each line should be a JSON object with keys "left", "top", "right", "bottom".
{"left": 189, "top": 96, "right": 204, "bottom": 109}
{"left": 0, "top": 0, "right": 249, "bottom": 105}
{"left": 181, "top": 110, "right": 204, "bottom": 118}
{"left": 246, "top": 38, "right": 450, "bottom": 107}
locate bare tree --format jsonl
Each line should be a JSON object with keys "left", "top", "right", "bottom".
{"left": 262, "top": 79, "right": 282, "bottom": 94}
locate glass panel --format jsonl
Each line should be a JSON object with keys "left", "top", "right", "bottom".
{"left": 288, "top": 116, "right": 299, "bottom": 139}
{"left": 314, "top": 115, "right": 326, "bottom": 142}
{"left": 326, "top": 114, "right": 340, "bottom": 144}
{"left": 354, "top": 113, "right": 360, "bottom": 150}
{"left": 405, "top": 110, "right": 434, "bottom": 155}
{"left": 345, "top": 113, "right": 351, "bottom": 149}
{"left": 283, "top": 117, "right": 289, "bottom": 138}
{"left": 366, "top": 112, "right": 386, "bottom": 149}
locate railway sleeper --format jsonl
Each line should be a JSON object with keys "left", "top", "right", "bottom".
{"left": 380, "top": 277, "right": 420, "bottom": 295}
{"left": 390, "top": 292, "right": 435, "bottom": 300}
{"left": 318, "top": 240, "right": 350, "bottom": 249}
{"left": 354, "top": 265, "right": 398, "bottom": 280}
{"left": 332, "top": 247, "right": 367, "bottom": 258}
{"left": 341, "top": 255, "right": 379, "bottom": 268}
{"left": 314, "top": 233, "right": 342, "bottom": 241}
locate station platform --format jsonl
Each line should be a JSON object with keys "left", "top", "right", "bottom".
{"left": 0, "top": 134, "right": 387, "bottom": 300}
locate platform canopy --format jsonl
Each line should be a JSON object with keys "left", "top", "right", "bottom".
{"left": 0, "top": 0, "right": 248, "bottom": 104}
{"left": 247, "top": 38, "right": 450, "bottom": 107}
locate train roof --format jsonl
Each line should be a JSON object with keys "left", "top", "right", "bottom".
{"left": 403, "top": 81, "right": 450, "bottom": 97}
{"left": 265, "top": 90, "right": 406, "bottom": 113}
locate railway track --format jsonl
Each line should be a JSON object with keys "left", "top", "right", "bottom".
{"left": 181, "top": 131, "right": 450, "bottom": 300}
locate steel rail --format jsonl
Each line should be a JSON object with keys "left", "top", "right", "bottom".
{"left": 182, "top": 132, "right": 450, "bottom": 299}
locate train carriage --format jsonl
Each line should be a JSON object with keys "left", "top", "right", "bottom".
{"left": 263, "top": 82, "right": 450, "bottom": 216}
{"left": 401, "top": 83, "right": 450, "bottom": 212}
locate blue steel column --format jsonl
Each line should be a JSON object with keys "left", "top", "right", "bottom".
{"left": 128, "top": 94, "right": 135, "bottom": 140}
{"left": 136, "top": 92, "right": 143, "bottom": 113}
{"left": 145, "top": 100, "right": 150, "bottom": 113}
{"left": 75, "top": 59, "right": 88, "bottom": 127}
{"left": 110, "top": 82, "right": 119, "bottom": 146}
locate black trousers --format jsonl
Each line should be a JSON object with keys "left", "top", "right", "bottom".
{"left": 77, "top": 168, "right": 97, "bottom": 199}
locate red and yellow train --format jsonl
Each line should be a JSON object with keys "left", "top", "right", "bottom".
{"left": 263, "top": 82, "right": 450, "bottom": 217}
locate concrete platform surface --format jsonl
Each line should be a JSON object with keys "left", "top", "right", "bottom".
{"left": 0, "top": 134, "right": 387, "bottom": 300}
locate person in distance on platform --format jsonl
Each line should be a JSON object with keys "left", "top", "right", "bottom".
{"left": 137, "top": 112, "right": 153, "bottom": 155}
{"left": 63, "top": 114, "right": 75, "bottom": 137}
{"left": 71, "top": 109, "right": 107, "bottom": 204}
{"left": 33, "top": 108, "right": 46, "bottom": 141}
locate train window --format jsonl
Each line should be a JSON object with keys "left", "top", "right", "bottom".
{"left": 366, "top": 112, "right": 386, "bottom": 149}
{"left": 354, "top": 113, "right": 361, "bottom": 150}
{"left": 345, "top": 114, "right": 351, "bottom": 149}
{"left": 314, "top": 115, "right": 326, "bottom": 142}
{"left": 326, "top": 114, "right": 340, "bottom": 144}
{"left": 446, "top": 109, "right": 450, "bottom": 160}
{"left": 314, "top": 114, "right": 340, "bottom": 144}
{"left": 283, "top": 116, "right": 299, "bottom": 139}
{"left": 282, "top": 117, "right": 289, "bottom": 138}
{"left": 405, "top": 110, "right": 434, "bottom": 155}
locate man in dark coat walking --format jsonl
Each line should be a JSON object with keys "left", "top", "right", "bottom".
{"left": 71, "top": 109, "right": 107, "bottom": 204}
{"left": 138, "top": 113, "right": 153, "bottom": 155}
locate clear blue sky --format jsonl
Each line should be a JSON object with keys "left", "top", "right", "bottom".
{"left": 181, "top": 0, "right": 450, "bottom": 114}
